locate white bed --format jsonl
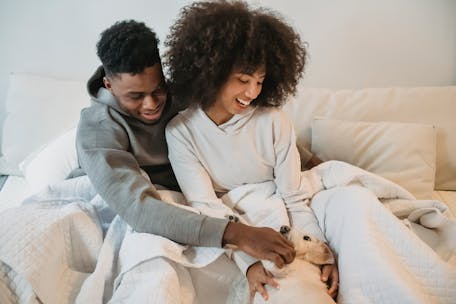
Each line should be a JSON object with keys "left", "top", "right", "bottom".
{"left": 0, "top": 73, "right": 455, "bottom": 303}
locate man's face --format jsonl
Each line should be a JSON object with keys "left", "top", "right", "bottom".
{"left": 103, "top": 64, "right": 168, "bottom": 124}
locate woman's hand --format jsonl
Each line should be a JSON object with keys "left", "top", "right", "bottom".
{"left": 321, "top": 262, "right": 339, "bottom": 299}
{"left": 246, "top": 262, "right": 279, "bottom": 302}
{"left": 223, "top": 222, "right": 296, "bottom": 268}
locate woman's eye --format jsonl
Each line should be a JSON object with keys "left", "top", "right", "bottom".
{"left": 239, "top": 78, "right": 249, "bottom": 84}
{"left": 303, "top": 235, "right": 311, "bottom": 241}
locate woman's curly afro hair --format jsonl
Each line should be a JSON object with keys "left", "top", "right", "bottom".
{"left": 97, "top": 20, "right": 161, "bottom": 76}
{"left": 164, "top": 0, "right": 306, "bottom": 108}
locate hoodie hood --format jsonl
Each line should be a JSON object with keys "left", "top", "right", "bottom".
{"left": 86, "top": 66, "right": 129, "bottom": 115}
{"left": 87, "top": 65, "right": 105, "bottom": 98}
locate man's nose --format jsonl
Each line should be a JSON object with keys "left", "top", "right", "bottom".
{"left": 142, "top": 94, "right": 159, "bottom": 108}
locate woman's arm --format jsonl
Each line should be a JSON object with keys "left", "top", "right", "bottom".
{"left": 271, "top": 110, "right": 326, "bottom": 241}
{"left": 165, "top": 119, "right": 295, "bottom": 270}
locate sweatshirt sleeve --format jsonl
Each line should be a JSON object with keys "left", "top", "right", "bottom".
{"left": 76, "top": 108, "right": 229, "bottom": 247}
{"left": 272, "top": 110, "right": 326, "bottom": 241}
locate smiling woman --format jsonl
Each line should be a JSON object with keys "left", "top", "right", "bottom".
{"left": 164, "top": 1, "right": 337, "bottom": 302}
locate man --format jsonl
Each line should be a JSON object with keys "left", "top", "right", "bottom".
{"left": 75, "top": 20, "right": 295, "bottom": 276}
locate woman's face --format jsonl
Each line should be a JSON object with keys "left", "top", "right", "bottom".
{"left": 205, "top": 66, "right": 266, "bottom": 125}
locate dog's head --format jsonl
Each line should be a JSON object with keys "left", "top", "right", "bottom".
{"left": 280, "top": 225, "right": 335, "bottom": 265}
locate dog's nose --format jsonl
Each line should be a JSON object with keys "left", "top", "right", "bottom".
{"left": 280, "top": 225, "right": 291, "bottom": 235}
{"left": 228, "top": 215, "right": 239, "bottom": 222}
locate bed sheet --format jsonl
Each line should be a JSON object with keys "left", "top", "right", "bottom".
{"left": 0, "top": 176, "right": 31, "bottom": 213}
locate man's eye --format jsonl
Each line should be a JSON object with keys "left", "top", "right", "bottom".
{"left": 303, "top": 235, "right": 311, "bottom": 241}
{"left": 239, "top": 78, "right": 249, "bottom": 84}
{"left": 129, "top": 94, "right": 143, "bottom": 100}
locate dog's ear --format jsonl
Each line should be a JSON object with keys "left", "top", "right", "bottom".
{"left": 303, "top": 243, "right": 335, "bottom": 265}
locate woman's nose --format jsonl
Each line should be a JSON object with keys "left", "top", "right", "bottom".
{"left": 245, "top": 82, "right": 261, "bottom": 99}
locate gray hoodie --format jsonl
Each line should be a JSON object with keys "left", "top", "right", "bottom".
{"left": 75, "top": 66, "right": 228, "bottom": 247}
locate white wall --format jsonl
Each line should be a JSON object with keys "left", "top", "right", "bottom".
{"left": 0, "top": 0, "right": 455, "bottom": 152}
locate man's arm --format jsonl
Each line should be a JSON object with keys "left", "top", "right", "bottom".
{"left": 303, "top": 154, "right": 323, "bottom": 170}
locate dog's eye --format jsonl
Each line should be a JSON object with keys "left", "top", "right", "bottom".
{"left": 303, "top": 235, "right": 311, "bottom": 241}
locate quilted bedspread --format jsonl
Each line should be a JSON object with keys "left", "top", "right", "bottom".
{"left": 0, "top": 161, "right": 455, "bottom": 303}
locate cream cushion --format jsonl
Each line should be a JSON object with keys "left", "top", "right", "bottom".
{"left": 311, "top": 118, "right": 437, "bottom": 199}
{"left": 0, "top": 73, "right": 87, "bottom": 176}
{"left": 19, "top": 128, "right": 78, "bottom": 193}
{"left": 283, "top": 86, "right": 456, "bottom": 190}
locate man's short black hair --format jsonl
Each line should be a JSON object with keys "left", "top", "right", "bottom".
{"left": 97, "top": 20, "right": 161, "bottom": 76}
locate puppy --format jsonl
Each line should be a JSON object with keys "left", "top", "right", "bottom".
{"left": 261, "top": 225, "right": 334, "bottom": 278}
{"left": 253, "top": 225, "right": 336, "bottom": 304}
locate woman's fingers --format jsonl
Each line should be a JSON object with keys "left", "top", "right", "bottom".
{"left": 256, "top": 283, "right": 269, "bottom": 301}
{"left": 321, "top": 264, "right": 339, "bottom": 299}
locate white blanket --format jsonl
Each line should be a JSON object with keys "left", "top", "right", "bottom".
{"left": 0, "top": 161, "right": 455, "bottom": 303}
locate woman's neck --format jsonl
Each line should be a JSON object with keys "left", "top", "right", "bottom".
{"left": 204, "top": 106, "right": 233, "bottom": 125}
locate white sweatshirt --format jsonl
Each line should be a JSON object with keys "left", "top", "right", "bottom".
{"left": 165, "top": 105, "right": 325, "bottom": 274}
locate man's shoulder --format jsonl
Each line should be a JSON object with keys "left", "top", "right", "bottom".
{"left": 78, "top": 102, "right": 127, "bottom": 140}
{"left": 80, "top": 102, "right": 113, "bottom": 126}
{"left": 77, "top": 102, "right": 128, "bottom": 149}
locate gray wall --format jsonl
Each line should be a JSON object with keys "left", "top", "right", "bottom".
{"left": 1, "top": 0, "right": 455, "bottom": 153}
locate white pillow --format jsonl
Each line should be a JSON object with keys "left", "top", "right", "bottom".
{"left": 311, "top": 118, "right": 437, "bottom": 199}
{"left": 20, "top": 128, "right": 78, "bottom": 193}
{"left": 0, "top": 73, "right": 87, "bottom": 176}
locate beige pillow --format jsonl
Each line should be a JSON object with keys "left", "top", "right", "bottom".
{"left": 283, "top": 86, "right": 456, "bottom": 190}
{"left": 311, "top": 118, "right": 437, "bottom": 199}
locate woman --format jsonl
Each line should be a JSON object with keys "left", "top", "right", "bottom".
{"left": 164, "top": 1, "right": 338, "bottom": 302}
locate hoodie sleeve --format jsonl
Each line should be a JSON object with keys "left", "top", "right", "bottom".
{"left": 76, "top": 106, "right": 229, "bottom": 247}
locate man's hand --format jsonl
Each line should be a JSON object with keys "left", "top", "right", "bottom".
{"left": 222, "top": 222, "right": 296, "bottom": 268}
{"left": 321, "top": 262, "right": 339, "bottom": 299}
{"left": 246, "top": 262, "right": 279, "bottom": 302}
